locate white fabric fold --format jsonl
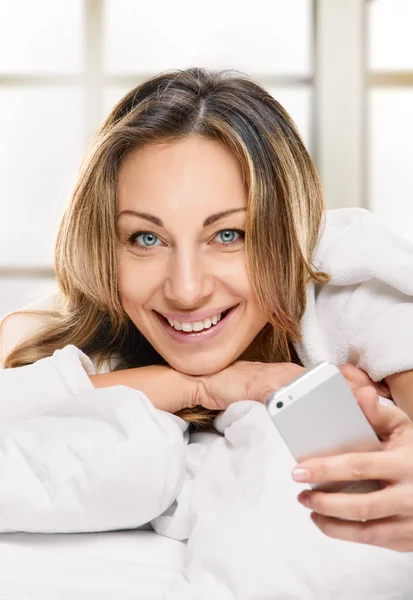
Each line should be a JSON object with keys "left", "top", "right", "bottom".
{"left": 0, "top": 345, "right": 95, "bottom": 423}
{"left": 0, "top": 342, "right": 189, "bottom": 534}
{"left": 295, "top": 208, "right": 413, "bottom": 381}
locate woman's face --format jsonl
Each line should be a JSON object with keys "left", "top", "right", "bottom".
{"left": 116, "top": 136, "right": 268, "bottom": 376}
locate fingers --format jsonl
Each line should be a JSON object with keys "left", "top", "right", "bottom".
{"left": 338, "top": 364, "right": 372, "bottom": 392}
{"left": 310, "top": 513, "right": 413, "bottom": 551}
{"left": 295, "top": 449, "right": 407, "bottom": 483}
{"left": 354, "top": 386, "right": 412, "bottom": 439}
{"left": 339, "top": 364, "right": 391, "bottom": 398}
{"left": 298, "top": 485, "right": 413, "bottom": 521}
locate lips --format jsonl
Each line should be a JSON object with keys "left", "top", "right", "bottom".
{"left": 154, "top": 304, "right": 237, "bottom": 344}
{"left": 158, "top": 304, "right": 235, "bottom": 324}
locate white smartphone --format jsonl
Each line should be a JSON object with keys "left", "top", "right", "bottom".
{"left": 265, "top": 362, "right": 383, "bottom": 493}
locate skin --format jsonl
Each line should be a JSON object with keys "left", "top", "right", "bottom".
{"left": 385, "top": 370, "right": 413, "bottom": 422}
{"left": 114, "top": 134, "right": 413, "bottom": 551}
{"left": 116, "top": 136, "right": 268, "bottom": 376}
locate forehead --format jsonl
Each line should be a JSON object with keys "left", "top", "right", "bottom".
{"left": 117, "top": 136, "right": 247, "bottom": 214}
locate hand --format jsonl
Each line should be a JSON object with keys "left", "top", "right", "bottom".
{"left": 193, "top": 361, "right": 304, "bottom": 411}
{"left": 293, "top": 385, "right": 413, "bottom": 552}
{"left": 192, "top": 361, "right": 389, "bottom": 412}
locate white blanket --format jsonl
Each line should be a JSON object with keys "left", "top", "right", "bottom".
{"left": 2, "top": 401, "right": 411, "bottom": 600}
{"left": 156, "top": 401, "right": 413, "bottom": 599}
{"left": 0, "top": 530, "right": 185, "bottom": 599}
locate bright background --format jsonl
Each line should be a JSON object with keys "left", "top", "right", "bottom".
{"left": 0, "top": 0, "right": 412, "bottom": 315}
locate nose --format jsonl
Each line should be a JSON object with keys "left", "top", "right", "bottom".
{"left": 163, "top": 248, "right": 214, "bottom": 307}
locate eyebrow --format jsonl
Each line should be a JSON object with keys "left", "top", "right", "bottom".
{"left": 117, "top": 208, "right": 246, "bottom": 228}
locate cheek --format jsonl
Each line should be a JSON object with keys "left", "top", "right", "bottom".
{"left": 117, "top": 259, "right": 130, "bottom": 301}
{"left": 230, "top": 260, "right": 258, "bottom": 302}
{"left": 212, "top": 255, "right": 263, "bottom": 313}
{"left": 235, "top": 265, "right": 267, "bottom": 320}
{"left": 117, "top": 259, "right": 156, "bottom": 309}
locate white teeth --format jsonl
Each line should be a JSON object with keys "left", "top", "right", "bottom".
{"left": 165, "top": 311, "right": 225, "bottom": 332}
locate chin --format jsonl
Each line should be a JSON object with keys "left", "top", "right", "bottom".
{"left": 167, "top": 353, "right": 236, "bottom": 377}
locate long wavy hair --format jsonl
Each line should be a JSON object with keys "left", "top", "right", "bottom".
{"left": 1, "top": 67, "right": 329, "bottom": 432}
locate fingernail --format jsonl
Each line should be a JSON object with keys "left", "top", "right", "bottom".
{"left": 292, "top": 467, "right": 311, "bottom": 482}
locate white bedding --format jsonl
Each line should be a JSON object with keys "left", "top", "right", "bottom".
{"left": 0, "top": 530, "right": 185, "bottom": 599}
{"left": 162, "top": 401, "right": 413, "bottom": 600}
{"left": 3, "top": 402, "right": 411, "bottom": 600}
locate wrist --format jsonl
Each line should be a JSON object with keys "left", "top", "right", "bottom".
{"left": 177, "top": 371, "right": 204, "bottom": 410}
{"left": 180, "top": 372, "right": 211, "bottom": 410}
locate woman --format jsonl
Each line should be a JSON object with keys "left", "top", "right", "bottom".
{"left": 1, "top": 67, "right": 413, "bottom": 556}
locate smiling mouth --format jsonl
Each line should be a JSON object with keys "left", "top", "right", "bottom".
{"left": 155, "top": 306, "right": 236, "bottom": 334}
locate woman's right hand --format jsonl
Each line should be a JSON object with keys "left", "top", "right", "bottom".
{"left": 193, "top": 361, "right": 392, "bottom": 412}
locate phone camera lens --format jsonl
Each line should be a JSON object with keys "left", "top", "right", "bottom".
{"left": 276, "top": 401, "right": 283, "bottom": 409}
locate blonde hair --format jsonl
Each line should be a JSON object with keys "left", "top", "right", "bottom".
{"left": 2, "top": 68, "right": 329, "bottom": 432}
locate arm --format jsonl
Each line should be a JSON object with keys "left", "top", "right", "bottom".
{"left": 90, "top": 364, "right": 196, "bottom": 414}
{"left": 385, "top": 369, "right": 413, "bottom": 421}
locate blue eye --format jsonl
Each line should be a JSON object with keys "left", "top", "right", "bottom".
{"left": 135, "top": 232, "right": 160, "bottom": 247}
{"left": 215, "top": 229, "right": 244, "bottom": 244}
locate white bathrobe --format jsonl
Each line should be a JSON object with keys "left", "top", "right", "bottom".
{"left": 1, "top": 207, "right": 413, "bottom": 599}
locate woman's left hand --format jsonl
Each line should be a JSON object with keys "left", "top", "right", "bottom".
{"left": 293, "top": 385, "right": 413, "bottom": 552}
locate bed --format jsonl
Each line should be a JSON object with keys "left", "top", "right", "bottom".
{"left": 0, "top": 529, "right": 184, "bottom": 599}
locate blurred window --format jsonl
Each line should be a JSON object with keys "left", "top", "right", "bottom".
{"left": 369, "top": 89, "right": 413, "bottom": 242}
{"left": 0, "top": 0, "right": 84, "bottom": 73}
{"left": 104, "top": 0, "right": 311, "bottom": 76}
{"left": 0, "top": 88, "right": 84, "bottom": 267}
{"left": 367, "top": 0, "right": 413, "bottom": 241}
{"left": 368, "top": 0, "right": 413, "bottom": 70}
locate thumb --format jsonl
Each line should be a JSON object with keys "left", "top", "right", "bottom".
{"left": 354, "top": 385, "right": 411, "bottom": 440}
